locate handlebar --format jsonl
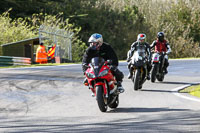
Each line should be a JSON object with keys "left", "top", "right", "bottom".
{"left": 152, "top": 51, "right": 166, "bottom": 55}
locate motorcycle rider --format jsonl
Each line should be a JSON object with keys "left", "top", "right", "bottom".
{"left": 82, "top": 33, "right": 125, "bottom": 93}
{"left": 151, "top": 32, "right": 171, "bottom": 74}
{"left": 127, "top": 33, "right": 152, "bottom": 79}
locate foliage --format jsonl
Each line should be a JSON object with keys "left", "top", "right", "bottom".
{"left": 30, "top": 12, "right": 87, "bottom": 61}
{"left": 72, "top": 39, "right": 87, "bottom": 62}
{"left": 71, "top": 2, "right": 150, "bottom": 59}
{"left": 158, "top": 0, "right": 200, "bottom": 58}
{"left": 0, "top": 9, "right": 86, "bottom": 61}
{"left": 0, "top": 9, "right": 36, "bottom": 45}
{"left": 0, "top": 0, "right": 200, "bottom": 60}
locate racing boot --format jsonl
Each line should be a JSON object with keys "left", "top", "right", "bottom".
{"left": 117, "top": 81, "right": 125, "bottom": 93}
{"left": 127, "top": 73, "right": 133, "bottom": 79}
{"left": 83, "top": 78, "right": 89, "bottom": 86}
{"left": 127, "top": 68, "right": 133, "bottom": 79}
{"left": 83, "top": 78, "right": 94, "bottom": 97}
{"left": 91, "top": 92, "right": 95, "bottom": 97}
{"left": 164, "top": 67, "right": 168, "bottom": 74}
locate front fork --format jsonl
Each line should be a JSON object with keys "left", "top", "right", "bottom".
{"left": 131, "top": 67, "right": 145, "bottom": 79}
{"left": 94, "top": 81, "right": 108, "bottom": 98}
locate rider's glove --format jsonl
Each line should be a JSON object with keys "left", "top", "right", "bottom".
{"left": 166, "top": 51, "right": 170, "bottom": 55}
{"left": 110, "top": 65, "right": 117, "bottom": 72}
{"left": 127, "top": 58, "right": 131, "bottom": 63}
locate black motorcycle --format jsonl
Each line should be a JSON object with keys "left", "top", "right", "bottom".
{"left": 129, "top": 49, "right": 148, "bottom": 90}
{"left": 151, "top": 52, "right": 167, "bottom": 82}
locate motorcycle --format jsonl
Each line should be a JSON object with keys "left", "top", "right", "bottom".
{"left": 151, "top": 52, "right": 167, "bottom": 82}
{"left": 129, "top": 49, "right": 148, "bottom": 90}
{"left": 84, "top": 57, "right": 120, "bottom": 112}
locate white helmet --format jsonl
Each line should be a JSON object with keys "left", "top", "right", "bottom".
{"left": 88, "top": 33, "right": 103, "bottom": 44}
{"left": 137, "top": 33, "right": 146, "bottom": 42}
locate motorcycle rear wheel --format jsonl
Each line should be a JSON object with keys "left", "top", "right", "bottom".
{"left": 108, "top": 95, "right": 119, "bottom": 108}
{"left": 157, "top": 74, "right": 164, "bottom": 82}
{"left": 96, "top": 85, "right": 107, "bottom": 112}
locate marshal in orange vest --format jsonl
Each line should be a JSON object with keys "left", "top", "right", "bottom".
{"left": 36, "top": 43, "right": 48, "bottom": 64}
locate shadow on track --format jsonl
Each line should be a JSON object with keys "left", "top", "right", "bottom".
{"left": 1, "top": 110, "right": 199, "bottom": 133}
{"left": 108, "top": 107, "right": 189, "bottom": 113}
{"left": 156, "top": 81, "right": 198, "bottom": 85}
{"left": 141, "top": 89, "right": 176, "bottom": 93}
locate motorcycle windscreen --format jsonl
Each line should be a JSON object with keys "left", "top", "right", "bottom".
{"left": 132, "top": 46, "right": 146, "bottom": 66}
{"left": 91, "top": 57, "right": 105, "bottom": 77}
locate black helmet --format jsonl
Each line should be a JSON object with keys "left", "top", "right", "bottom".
{"left": 157, "top": 32, "right": 164, "bottom": 42}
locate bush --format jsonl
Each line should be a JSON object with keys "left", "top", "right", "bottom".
{"left": 0, "top": 10, "right": 87, "bottom": 61}
{"left": 158, "top": 0, "right": 200, "bottom": 58}
{"left": 0, "top": 9, "right": 36, "bottom": 45}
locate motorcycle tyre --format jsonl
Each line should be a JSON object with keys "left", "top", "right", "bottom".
{"left": 96, "top": 85, "right": 107, "bottom": 112}
{"left": 157, "top": 74, "right": 164, "bottom": 82}
{"left": 133, "top": 69, "right": 140, "bottom": 91}
{"left": 108, "top": 95, "right": 119, "bottom": 108}
{"left": 151, "top": 65, "right": 157, "bottom": 83}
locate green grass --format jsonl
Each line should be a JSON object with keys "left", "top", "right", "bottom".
{"left": 171, "top": 57, "right": 200, "bottom": 60}
{"left": 180, "top": 84, "right": 200, "bottom": 98}
{"left": 0, "top": 62, "right": 79, "bottom": 68}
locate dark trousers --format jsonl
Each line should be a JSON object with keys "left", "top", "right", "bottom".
{"left": 164, "top": 59, "right": 169, "bottom": 70}
{"left": 111, "top": 68, "right": 124, "bottom": 82}
{"left": 147, "top": 62, "right": 152, "bottom": 73}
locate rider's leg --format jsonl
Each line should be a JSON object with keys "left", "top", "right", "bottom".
{"left": 164, "top": 58, "right": 169, "bottom": 74}
{"left": 128, "top": 65, "right": 133, "bottom": 79}
{"left": 112, "top": 68, "right": 125, "bottom": 93}
{"left": 146, "top": 62, "right": 152, "bottom": 80}
{"left": 127, "top": 50, "right": 134, "bottom": 79}
{"left": 127, "top": 50, "right": 132, "bottom": 62}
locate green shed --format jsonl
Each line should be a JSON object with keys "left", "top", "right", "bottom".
{"left": 1, "top": 37, "right": 39, "bottom": 63}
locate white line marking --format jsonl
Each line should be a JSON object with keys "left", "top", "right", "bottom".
{"left": 172, "top": 84, "right": 200, "bottom": 103}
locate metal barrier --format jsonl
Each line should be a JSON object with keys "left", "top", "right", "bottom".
{"left": 0, "top": 56, "right": 31, "bottom": 66}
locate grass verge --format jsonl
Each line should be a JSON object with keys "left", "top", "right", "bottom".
{"left": 0, "top": 62, "right": 79, "bottom": 69}
{"left": 180, "top": 84, "right": 200, "bottom": 98}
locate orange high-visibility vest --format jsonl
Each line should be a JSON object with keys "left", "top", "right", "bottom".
{"left": 36, "top": 45, "right": 48, "bottom": 63}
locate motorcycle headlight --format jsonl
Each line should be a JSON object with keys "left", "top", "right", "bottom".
{"left": 138, "top": 56, "right": 143, "bottom": 60}
{"left": 86, "top": 72, "right": 95, "bottom": 78}
{"left": 98, "top": 69, "right": 109, "bottom": 77}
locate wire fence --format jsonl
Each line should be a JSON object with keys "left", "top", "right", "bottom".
{"left": 39, "top": 25, "right": 74, "bottom": 62}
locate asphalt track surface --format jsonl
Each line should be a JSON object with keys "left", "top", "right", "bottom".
{"left": 0, "top": 59, "right": 199, "bottom": 132}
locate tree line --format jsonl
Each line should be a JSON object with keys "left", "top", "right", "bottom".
{"left": 0, "top": 0, "right": 199, "bottom": 61}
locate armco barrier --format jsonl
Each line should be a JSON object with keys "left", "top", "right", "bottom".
{"left": 0, "top": 56, "right": 31, "bottom": 66}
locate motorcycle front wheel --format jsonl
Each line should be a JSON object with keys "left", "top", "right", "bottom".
{"left": 96, "top": 85, "right": 107, "bottom": 112}
{"left": 133, "top": 69, "right": 140, "bottom": 91}
{"left": 151, "top": 65, "right": 157, "bottom": 83}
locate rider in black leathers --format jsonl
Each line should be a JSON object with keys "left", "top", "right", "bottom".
{"left": 127, "top": 33, "right": 152, "bottom": 79}
{"left": 82, "top": 33, "right": 124, "bottom": 93}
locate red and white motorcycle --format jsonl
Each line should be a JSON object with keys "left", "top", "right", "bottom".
{"left": 84, "top": 57, "right": 120, "bottom": 112}
{"left": 151, "top": 52, "right": 167, "bottom": 82}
